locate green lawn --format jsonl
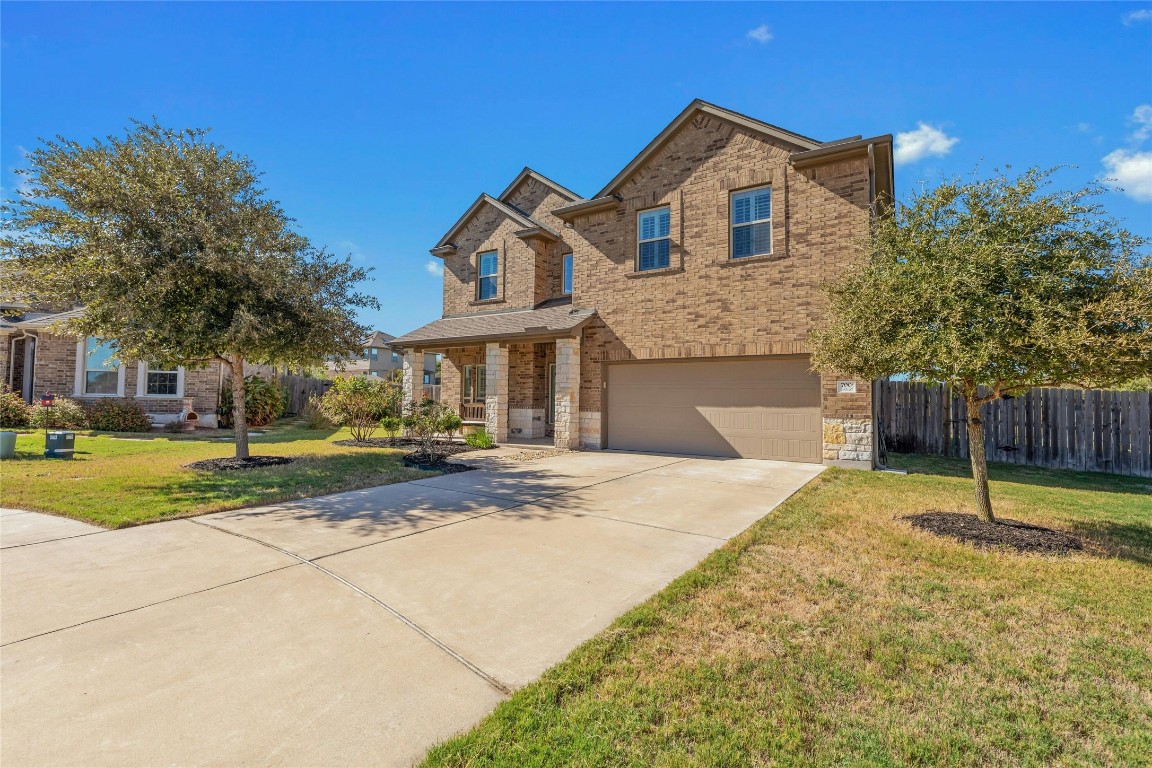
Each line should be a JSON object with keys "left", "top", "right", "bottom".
{"left": 0, "top": 421, "right": 432, "bottom": 527}
{"left": 423, "top": 455, "right": 1152, "bottom": 768}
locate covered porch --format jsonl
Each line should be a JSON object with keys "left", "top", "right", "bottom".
{"left": 389, "top": 304, "right": 595, "bottom": 451}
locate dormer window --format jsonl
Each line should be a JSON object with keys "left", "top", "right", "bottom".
{"left": 478, "top": 250, "right": 499, "bottom": 300}
{"left": 637, "top": 207, "right": 671, "bottom": 271}
{"left": 731, "top": 186, "right": 772, "bottom": 259}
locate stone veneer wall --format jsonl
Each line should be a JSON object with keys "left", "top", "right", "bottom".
{"left": 484, "top": 342, "right": 509, "bottom": 442}
{"left": 553, "top": 337, "right": 580, "bottom": 449}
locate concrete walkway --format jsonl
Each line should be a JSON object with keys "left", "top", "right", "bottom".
{"left": 1, "top": 451, "right": 823, "bottom": 767}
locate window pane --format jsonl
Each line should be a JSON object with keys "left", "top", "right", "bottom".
{"left": 479, "top": 252, "right": 498, "bottom": 277}
{"left": 639, "top": 239, "right": 670, "bottom": 271}
{"left": 479, "top": 275, "right": 497, "bottom": 300}
{"left": 639, "top": 207, "right": 670, "bottom": 240}
{"left": 463, "top": 366, "right": 473, "bottom": 400}
{"left": 85, "top": 370, "right": 118, "bottom": 395}
{"left": 146, "top": 371, "right": 178, "bottom": 395}
{"left": 562, "top": 254, "right": 573, "bottom": 294}
{"left": 732, "top": 188, "right": 770, "bottom": 225}
{"left": 732, "top": 194, "right": 753, "bottom": 225}
{"left": 733, "top": 222, "right": 772, "bottom": 258}
{"left": 476, "top": 365, "right": 486, "bottom": 400}
{"left": 85, "top": 338, "right": 119, "bottom": 372}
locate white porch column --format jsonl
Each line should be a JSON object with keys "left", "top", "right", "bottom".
{"left": 484, "top": 342, "right": 509, "bottom": 442}
{"left": 400, "top": 349, "right": 423, "bottom": 402}
{"left": 553, "top": 336, "right": 581, "bottom": 450}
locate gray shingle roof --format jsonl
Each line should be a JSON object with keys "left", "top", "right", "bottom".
{"left": 391, "top": 305, "right": 596, "bottom": 348}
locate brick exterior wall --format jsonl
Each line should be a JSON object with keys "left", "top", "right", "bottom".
{"left": 7, "top": 333, "right": 223, "bottom": 423}
{"left": 426, "top": 108, "right": 878, "bottom": 463}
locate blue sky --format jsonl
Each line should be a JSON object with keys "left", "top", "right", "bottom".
{"left": 3, "top": 2, "right": 1151, "bottom": 335}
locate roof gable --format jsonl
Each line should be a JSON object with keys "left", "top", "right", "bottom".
{"left": 497, "top": 167, "right": 583, "bottom": 205}
{"left": 595, "top": 100, "right": 823, "bottom": 198}
{"left": 432, "top": 193, "right": 548, "bottom": 252}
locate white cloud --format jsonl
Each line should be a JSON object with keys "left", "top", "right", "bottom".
{"left": 1122, "top": 9, "right": 1152, "bottom": 25}
{"left": 1075, "top": 122, "right": 1093, "bottom": 133}
{"left": 424, "top": 259, "right": 443, "bottom": 277}
{"left": 1129, "top": 104, "right": 1152, "bottom": 142}
{"left": 1101, "top": 149, "right": 1152, "bottom": 202}
{"left": 746, "top": 24, "right": 773, "bottom": 44}
{"left": 893, "top": 122, "right": 959, "bottom": 166}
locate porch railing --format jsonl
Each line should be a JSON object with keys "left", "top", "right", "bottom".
{"left": 460, "top": 401, "right": 486, "bottom": 422}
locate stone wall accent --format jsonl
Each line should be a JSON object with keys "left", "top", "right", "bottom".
{"left": 553, "top": 337, "right": 580, "bottom": 449}
{"left": 484, "top": 342, "right": 509, "bottom": 442}
{"left": 579, "top": 411, "right": 601, "bottom": 450}
{"left": 509, "top": 408, "right": 546, "bottom": 438}
{"left": 400, "top": 349, "right": 422, "bottom": 404}
{"left": 822, "top": 418, "right": 874, "bottom": 466}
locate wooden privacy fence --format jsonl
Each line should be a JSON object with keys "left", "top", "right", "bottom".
{"left": 279, "top": 374, "right": 331, "bottom": 414}
{"left": 878, "top": 380, "right": 1152, "bottom": 477}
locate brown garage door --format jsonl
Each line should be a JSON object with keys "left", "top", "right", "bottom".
{"left": 605, "top": 357, "right": 822, "bottom": 462}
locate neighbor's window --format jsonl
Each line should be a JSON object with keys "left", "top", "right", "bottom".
{"left": 731, "top": 186, "right": 772, "bottom": 259}
{"left": 562, "top": 253, "right": 573, "bottom": 295}
{"left": 423, "top": 372, "right": 432, "bottom": 385}
{"left": 83, "top": 338, "right": 120, "bottom": 395}
{"left": 368, "top": 347, "right": 379, "bottom": 360}
{"left": 478, "top": 250, "right": 499, "bottom": 300}
{"left": 637, "top": 206, "right": 671, "bottom": 271}
{"left": 145, "top": 362, "right": 179, "bottom": 396}
{"left": 392, "top": 351, "right": 399, "bottom": 363}
{"left": 463, "top": 364, "right": 487, "bottom": 401}
{"left": 369, "top": 371, "right": 380, "bottom": 377}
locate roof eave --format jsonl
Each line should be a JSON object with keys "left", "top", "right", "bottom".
{"left": 552, "top": 195, "right": 623, "bottom": 223}
{"left": 788, "top": 134, "right": 894, "bottom": 168}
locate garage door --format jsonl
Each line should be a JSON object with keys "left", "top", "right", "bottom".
{"left": 605, "top": 357, "right": 822, "bottom": 462}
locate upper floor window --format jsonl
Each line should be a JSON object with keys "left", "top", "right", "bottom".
{"left": 367, "top": 347, "right": 379, "bottom": 360}
{"left": 83, "top": 338, "right": 120, "bottom": 395}
{"left": 391, "top": 351, "right": 399, "bottom": 363}
{"left": 637, "top": 207, "right": 671, "bottom": 271}
{"left": 562, "top": 253, "right": 573, "bottom": 295}
{"left": 731, "top": 186, "right": 772, "bottom": 259}
{"left": 478, "top": 250, "right": 499, "bottom": 300}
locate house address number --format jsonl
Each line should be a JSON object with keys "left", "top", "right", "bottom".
{"left": 837, "top": 380, "right": 857, "bottom": 394}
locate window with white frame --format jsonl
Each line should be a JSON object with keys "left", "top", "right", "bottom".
{"left": 145, "top": 362, "right": 179, "bottom": 395}
{"left": 562, "top": 253, "right": 573, "bottom": 295}
{"left": 478, "top": 251, "right": 499, "bottom": 300}
{"left": 637, "top": 207, "right": 671, "bottom": 271}
{"left": 462, "top": 364, "right": 486, "bottom": 402}
{"left": 731, "top": 186, "right": 772, "bottom": 259}
{"left": 83, "top": 338, "right": 120, "bottom": 395}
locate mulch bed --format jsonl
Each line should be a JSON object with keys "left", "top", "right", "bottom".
{"left": 333, "top": 438, "right": 483, "bottom": 458}
{"left": 401, "top": 453, "right": 475, "bottom": 474}
{"left": 901, "top": 511, "right": 1084, "bottom": 556}
{"left": 185, "top": 456, "right": 296, "bottom": 472}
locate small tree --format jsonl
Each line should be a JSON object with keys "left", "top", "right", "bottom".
{"left": 0, "top": 121, "right": 377, "bottom": 458}
{"left": 320, "top": 376, "right": 400, "bottom": 442}
{"left": 810, "top": 167, "right": 1150, "bottom": 523}
{"left": 402, "top": 399, "right": 463, "bottom": 463}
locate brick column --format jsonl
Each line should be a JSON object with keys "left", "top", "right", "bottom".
{"left": 400, "top": 349, "right": 423, "bottom": 403}
{"left": 553, "top": 336, "right": 580, "bottom": 450}
{"left": 484, "top": 342, "right": 509, "bottom": 443}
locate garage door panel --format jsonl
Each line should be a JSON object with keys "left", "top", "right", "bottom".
{"left": 606, "top": 358, "right": 823, "bottom": 463}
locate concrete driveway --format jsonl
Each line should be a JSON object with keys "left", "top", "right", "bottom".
{"left": 1, "top": 450, "right": 822, "bottom": 767}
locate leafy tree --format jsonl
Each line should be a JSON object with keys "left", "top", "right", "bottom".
{"left": 402, "top": 399, "right": 463, "bottom": 463}
{"left": 0, "top": 121, "right": 377, "bottom": 458}
{"left": 810, "top": 167, "right": 1150, "bottom": 523}
{"left": 319, "top": 376, "right": 400, "bottom": 442}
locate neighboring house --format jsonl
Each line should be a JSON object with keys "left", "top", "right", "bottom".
{"left": 391, "top": 100, "right": 893, "bottom": 467}
{"left": 1, "top": 307, "right": 225, "bottom": 427}
{"left": 326, "top": 330, "right": 439, "bottom": 386}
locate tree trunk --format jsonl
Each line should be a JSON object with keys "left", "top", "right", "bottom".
{"left": 964, "top": 397, "right": 995, "bottom": 523}
{"left": 230, "top": 355, "right": 250, "bottom": 460}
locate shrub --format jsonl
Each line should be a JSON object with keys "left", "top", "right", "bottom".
{"left": 300, "top": 394, "right": 332, "bottom": 429}
{"left": 29, "top": 397, "right": 87, "bottom": 429}
{"left": 319, "top": 376, "right": 400, "bottom": 442}
{"left": 402, "top": 399, "right": 463, "bottom": 462}
{"left": 464, "top": 428, "right": 495, "bottom": 449}
{"left": 84, "top": 398, "right": 153, "bottom": 432}
{"left": 0, "top": 385, "right": 32, "bottom": 428}
{"left": 380, "top": 414, "right": 402, "bottom": 437}
{"left": 217, "top": 374, "right": 287, "bottom": 428}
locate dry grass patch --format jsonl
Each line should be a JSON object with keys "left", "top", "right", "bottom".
{"left": 423, "top": 455, "right": 1152, "bottom": 768}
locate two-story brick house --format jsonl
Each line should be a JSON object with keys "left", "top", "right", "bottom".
{"left": 391, "top": 100, "right": 893, "bottom": 467}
